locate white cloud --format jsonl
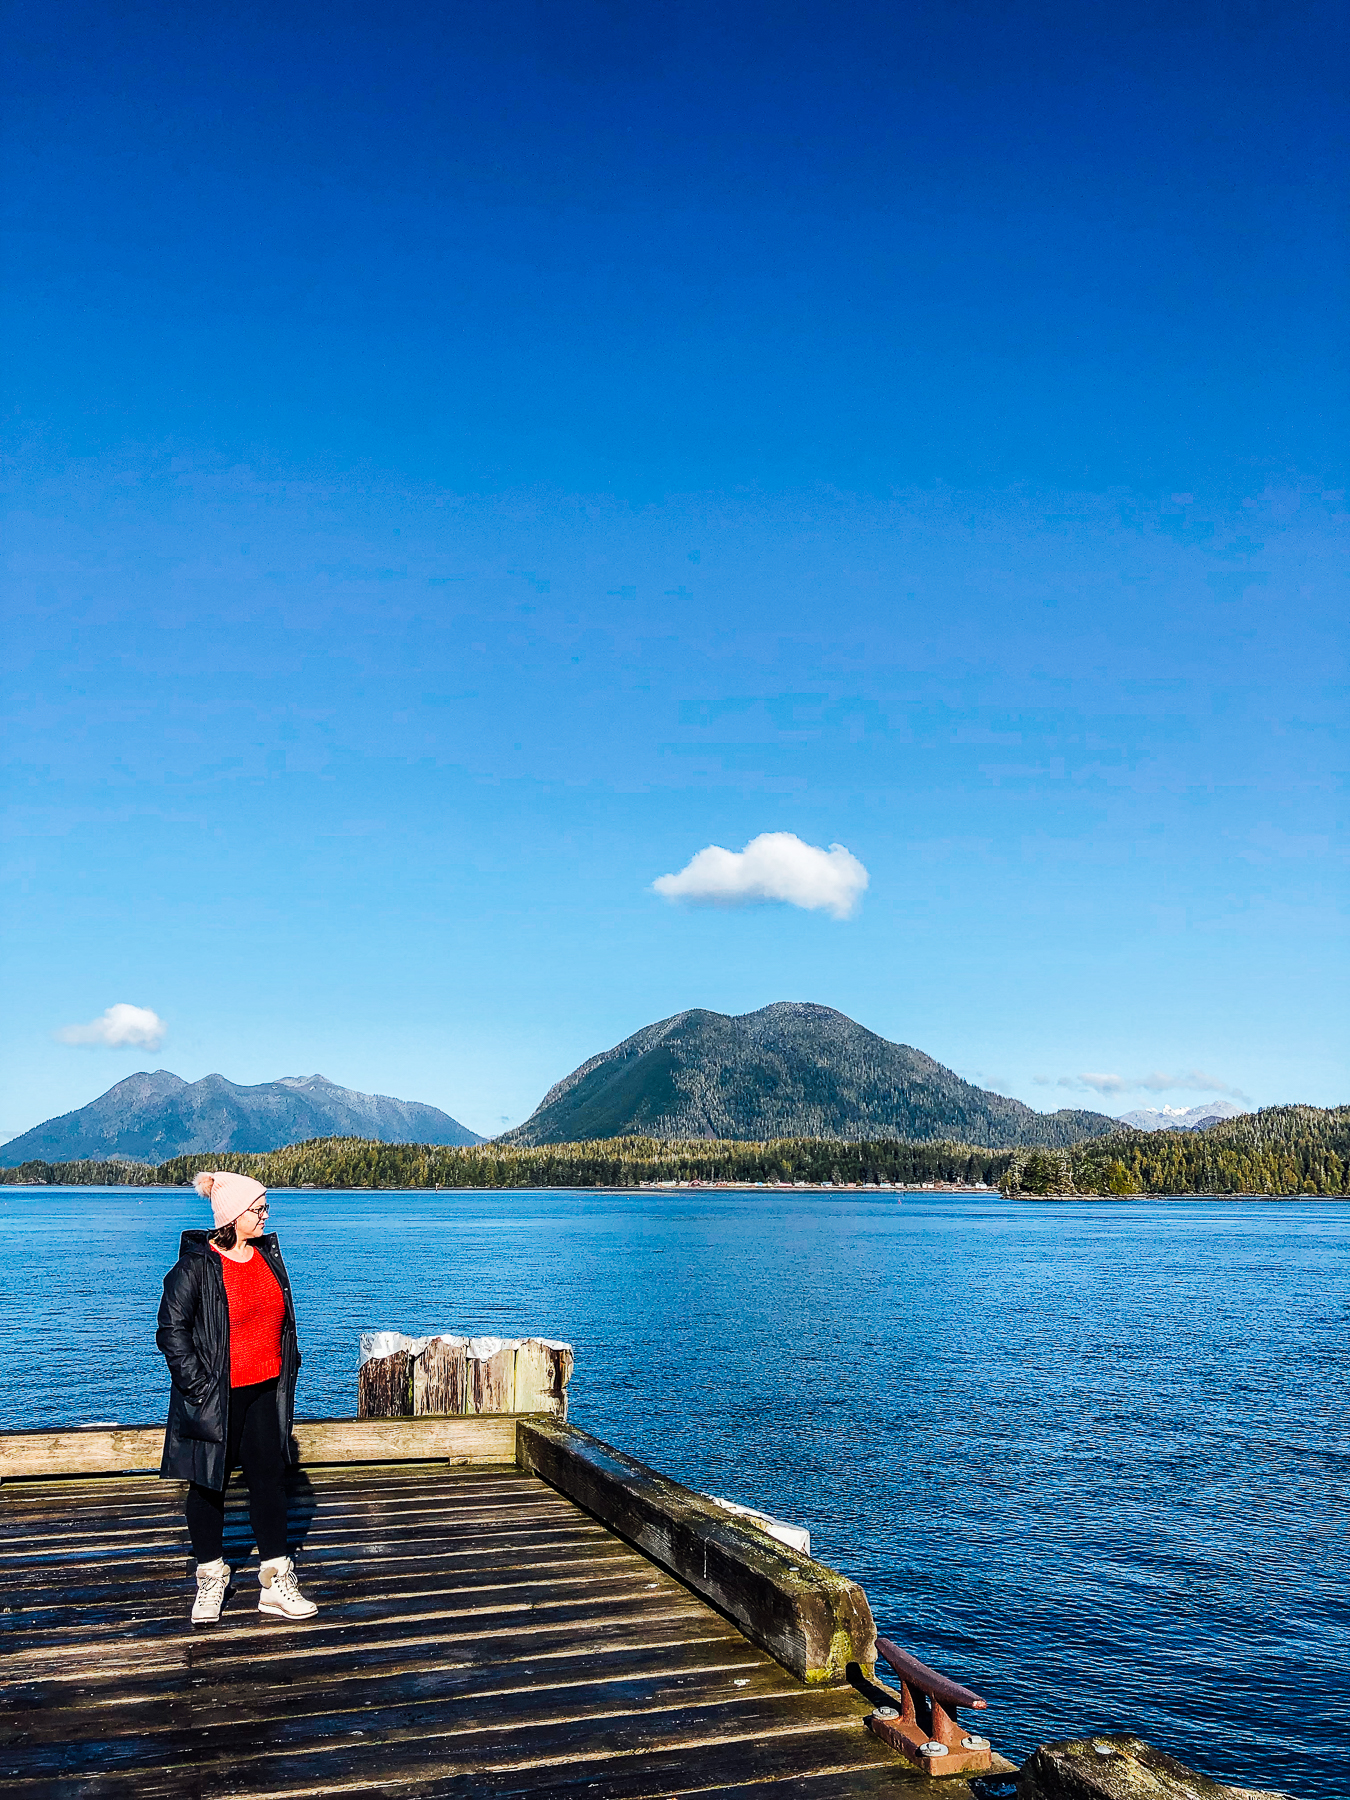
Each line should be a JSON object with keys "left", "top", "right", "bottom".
{"left": 1062, "top": 1072, "right": 1130, "bottom": 1096}
{"left": 652, "top": 832, "right": 869, "bottom": 920}
{"left": 1136, "top": 1070, "right": 1251, "bottom": 1098}
{"left": 1057, "top": 1069, "right": 1251, "bottom": 1101}
{"left": 55, "top": 1004, "right": 167, "bottom": 1050}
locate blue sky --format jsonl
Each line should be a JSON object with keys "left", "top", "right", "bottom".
{"left": 3, "top": 0, "right": 1346, "bottom": 1141}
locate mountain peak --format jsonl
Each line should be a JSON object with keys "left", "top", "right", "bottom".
{"left": 1115, "top": 1100, "right": 1248, "bottom": 1132}
{"left": 1, "top": 1073, "right": 482, "bottom": 1164}
{"left": 503, "top": 1003, "right": 1115, "bottom": 1149}
{"left": 104, "top": 1070, "right": 188, "bottom": 1097}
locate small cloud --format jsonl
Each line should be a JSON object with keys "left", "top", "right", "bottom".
{"left": 1061, "top": 1072, "right": 1129, "bottom": 1096}
{"left": 55, "top": 1004, "right": 167, "bottom": 1050}
{"left": 652, "top": 832, "right": 869, "bottom": 920}
{"left": 1056, "top": 1068, "right": 1251, "bottom": 1101}
{"left": 1135, "top": 1070, "right": 1252, "bottom": 1100}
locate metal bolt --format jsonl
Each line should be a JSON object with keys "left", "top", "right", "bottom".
{"left": 873, "top": 1706, "right": 900, "bottom": 1720}
{"left": 922, "top": 1741, "right": 949, "bottom": 1755}
{"left": 962, "top": 1735, "right": 991, "bottom": 1750}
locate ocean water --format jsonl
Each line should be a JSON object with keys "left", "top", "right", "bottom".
{"left": 2, "top": 1184, "right": 1345, "bottom": 1797}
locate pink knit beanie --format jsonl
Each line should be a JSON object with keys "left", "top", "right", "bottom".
{"left": 194, "top": 1170, "right": 267, "bottom": 1228}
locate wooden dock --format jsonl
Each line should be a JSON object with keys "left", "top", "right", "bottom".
{"left": 0, "top": 1420, "right": 1006, "bottom": 1798}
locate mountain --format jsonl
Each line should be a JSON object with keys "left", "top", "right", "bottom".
{"left": 1115, "top": 1101, "right": 1248, "bottom": 1132}
{"left": 501, "top": 1003, "right": 1117, "bottom": 1148}
{"left": 0, "top": 1072, "right": 483, "bottom": 1165}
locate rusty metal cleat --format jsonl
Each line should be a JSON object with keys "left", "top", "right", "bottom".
{"left": 864, "top": 1636, "right": 996, "bottom": 1775}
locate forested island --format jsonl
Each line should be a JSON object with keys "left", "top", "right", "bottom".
{"left": 1, "top": 1104, "right": 1345, "bottom": 1196}
{"left": 498, "top": 1002, "right": 1118, "bottom": 1148}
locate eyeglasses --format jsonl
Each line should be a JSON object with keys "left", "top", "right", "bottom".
{"left": 243, "top": 1202, "right": 270, "bottom": 1219}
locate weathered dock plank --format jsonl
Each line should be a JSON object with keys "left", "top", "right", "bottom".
{"left": 0, "top": 1413, "right": 522, "bottom": 1479}
{"left": 0, "top": 1460, "right": 969, "bottom": 1798}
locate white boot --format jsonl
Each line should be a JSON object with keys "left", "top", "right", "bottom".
{"left": 258, "top": 1554, "right": 317, "bottom": 1619}
{"left": 191, "top": 1557, "right": 230, "bottom": 1624}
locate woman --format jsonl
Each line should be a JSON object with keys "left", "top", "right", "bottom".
{"left": 156, "top": 1170, "right": 318, "bottom": 1624}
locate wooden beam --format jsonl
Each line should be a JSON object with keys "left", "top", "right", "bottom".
{"left": 0, "top": 1426, "right": 165, "bottom": 1480}
{"left": 295, "top": 1414, "right": 520, "bottom": 1466}
{"left": 0, "top": 1415, "right": 528, "bottom": 1480}
{"left": 515, "top": 1417, "right": 876, "bottom": 1686}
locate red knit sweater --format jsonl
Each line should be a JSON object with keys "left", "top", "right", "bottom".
{"left": 213, "top": 1245, "right": 285, "bottom": 1386}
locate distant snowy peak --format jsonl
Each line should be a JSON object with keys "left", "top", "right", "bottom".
{"left": 1116, "top": 1100, "right": 1247, "bottom": 1132}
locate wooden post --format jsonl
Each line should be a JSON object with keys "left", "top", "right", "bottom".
{"left": 469, "top": 1337, "right": 519, "bottom": 1413}
{"left": 515, "top": 1338, "right": 573, "bottom": 1418}
{"left": 358, "top": 1331, "right": 573, "bottom": 1418}
{"left": 357, "top": 1347, "right": 414, "bottom": 1418}
{"left": 413, "top": 1336, "right": 468, "bottom": 1415}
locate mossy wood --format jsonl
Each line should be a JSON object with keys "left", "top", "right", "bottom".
{"left": 1019, "top": 1735, "right": 1286, "bottom": 1800}
{"left": 516, "top": 1416, "right": 876, "bottom": 1685}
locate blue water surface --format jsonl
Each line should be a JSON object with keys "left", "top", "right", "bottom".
{"left": 2, "top": 1185, "right": 1345, "bottom": 1797}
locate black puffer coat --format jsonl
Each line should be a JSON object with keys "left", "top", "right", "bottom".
{"left": 156, "top": 1230, "right": 301, "bottom": 1490}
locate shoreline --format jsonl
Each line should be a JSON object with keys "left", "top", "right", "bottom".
{"left": 1, "top": 1180, "right": 1341, "bottom": 1202}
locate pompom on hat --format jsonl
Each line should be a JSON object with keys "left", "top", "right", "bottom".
{"left": 194, "top": 1170, "right": 268, "bottom": 1229}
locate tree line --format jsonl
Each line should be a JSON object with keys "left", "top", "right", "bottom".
{"left": 2, "top": 1105, "right": 1344, "bottom": 1195}
{"left": 0, "top": 1136, "right": 1012, "bottom": 1190}
{"left": 1068, "top": 1103, "right": 1348, "bottom": 1198}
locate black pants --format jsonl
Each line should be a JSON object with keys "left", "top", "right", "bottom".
{"left": 184, "top": 1378, "right": 289, "bottom": 1564}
